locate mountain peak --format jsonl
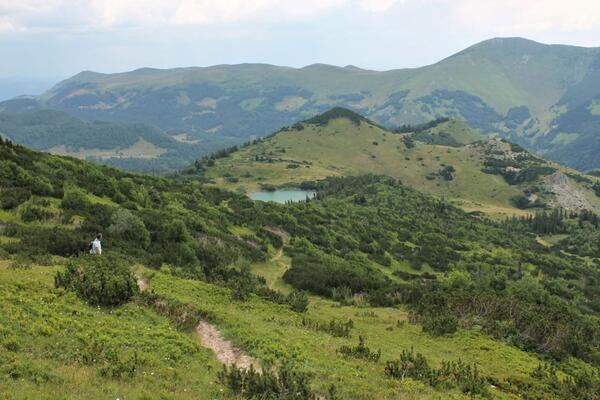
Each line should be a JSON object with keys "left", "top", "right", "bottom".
{"left": 302, "top": 107, "right": 375, "bottom": 127}
{"left": 451, "top": 36, "right": 599, "bottom": 60}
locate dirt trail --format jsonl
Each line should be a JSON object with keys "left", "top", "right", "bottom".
{"left": 196, "top": 322, "right": 260, "bottom": 371}
{"left": 135, "top": 275, "right": 260, "bottom": 371}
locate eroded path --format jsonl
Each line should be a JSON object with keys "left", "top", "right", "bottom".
{"left": 136, "top": 276, "right": 260, "bottom": 371}
{"left": 196, "top": 321, "right": 259, "bottom": 371}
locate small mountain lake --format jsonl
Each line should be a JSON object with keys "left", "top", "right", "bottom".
{"left": 248, "top": 189, "right": 316, "bottom": 204}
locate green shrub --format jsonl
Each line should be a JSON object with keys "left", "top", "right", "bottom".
{"left": 385, "top": 348, "right": 489, "bottom": 397}
{"left": 21, "top": 205, "right": 54, "bottom": 222}
{"left": 4, "top": 359, "right": 62, "bottom": 384}
{"left": 218, "top": 361, "right": 317, "bottom": 399}
{"left": 286, "top": 289, "right": 309, "bottom": 313}
{"left": 300, "top": 317, "right": 353, "bottom": 338}
{"left": 99, "top": 350, "right": 139, "bottom": 379}
{"left": 421, "top": 314, "right": 458, "bottom": 336}
{"left": 55, "top": 254, "right": 138, "bottom": 306}
{"left": 0, "top": 187, "right": 31, "bottom": 209}
{"left": 106, "top": 208, "right": 150, "bottom": 248}
{"left": 337, "top": 336, "right": 381, "bottom": 362}
{"left": 331, "top": 286, "right": 353, "bottom": 305}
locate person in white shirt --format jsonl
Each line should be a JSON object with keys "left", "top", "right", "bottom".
{"left": 90, "top": 233, "right": 102, "bottom": 255}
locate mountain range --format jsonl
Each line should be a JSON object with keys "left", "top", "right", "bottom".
{"left": 1, "top": 37, "right": 599, "bottom": 172}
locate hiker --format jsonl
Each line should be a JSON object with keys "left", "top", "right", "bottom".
{"left": 89, "top": 233, "right": 102, "bottom": 255}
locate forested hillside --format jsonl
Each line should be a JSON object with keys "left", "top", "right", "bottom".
{"left": 0, "top": 109, "right": 237, "bottom": 172}
{"left": 201, "top": 108, "right": 600, "bottom": 217}
{"left": 3, "top": 37, "right": 600, "bottom": 171}
{"left": 1, "top": 138, "right": 599, "bottom": 399}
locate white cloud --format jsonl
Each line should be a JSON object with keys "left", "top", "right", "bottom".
{"left": 448, "top": 0, "right": 600, "bottom": 32}
{"left": 172, "top": 0, "right": 348, "bottom": 25}
{"left": 0, "top": 0, "right": 402, "bottom": 31}
{"left": 358, "top": 0, "right": 400, "bottom": 13}
{"left": 1, "top": 0, "right": 598, "bottom": 34}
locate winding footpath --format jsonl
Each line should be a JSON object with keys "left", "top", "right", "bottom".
{"left": 136, "top": 275, "right": 260, "bottom": 371}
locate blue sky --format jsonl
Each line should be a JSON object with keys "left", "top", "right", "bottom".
{"left": 1, "top": 0, "right": 600, "bottom": 92}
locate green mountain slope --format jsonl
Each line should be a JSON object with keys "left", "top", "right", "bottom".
{"left": 1, "top": 139, "right": 599, "bottom": 398}
{"left": 3, "top": 37, "right": 599, "bottom": 171}
{"left": 0, "top": 109, "right": 237, "bottom": 172}
{"left": 201, "top": 109, "right": 600, "bottom": 217}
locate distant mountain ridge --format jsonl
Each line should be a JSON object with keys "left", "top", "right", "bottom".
{"left": 2, "top": 37, "right": 600, "bottom": 171}
{"left": 0, "top": 109, "right": 237, "bottom": 172}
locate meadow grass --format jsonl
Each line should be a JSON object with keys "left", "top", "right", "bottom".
{"left": 142, "top": 265, "right": 548, "bottom": 400}
{"left": 206, "top": 118, "right": 600, "bottom": 216}
{"left": 0, "top": 262, "right": 225, "bottom": 400}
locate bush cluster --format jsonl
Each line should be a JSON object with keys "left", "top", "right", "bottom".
{"left": 385, "top": 348, "right": 489, "bottom": 397}
{"left": 300, "top": 317, "right": 353, "bottom": 338}
{"left": 218, "top": 362, "right": 322, "bottom": 400}
{"left": 55, "top": 254, "right": 138, "bottom": 306}
{"left": 337, "top": 336, "right": 381, "bottom": 362}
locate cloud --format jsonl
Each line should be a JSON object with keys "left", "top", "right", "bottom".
{"left": 448, "top": 0, "right": 600, "bottom": 32}
{"left": 172, "top": 0, "right": 348, "bottom": 25}
{"left": 358, "top": 0, "right": 400, "bottom": 13}
{"left": 1, "top": 0, "right": 598, "bottom": 36}
{"left": 0, "top": 0, "right": 402, "bottom": 32}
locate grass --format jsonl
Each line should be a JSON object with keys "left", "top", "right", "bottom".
{"left": 251, "top": 248, "right": 294, "bottom": 294}
{"left": 0, "top": 262, "right": 226, "bottom": 400}
{"left": 140, "top": 262, "right": 550, "bottom": 400}
{"left": 206, "top": 119, "right": 523, "bottom": 215}
{"left": 48, "top": 138, "right": 167, "bottom": 160}
{"left": 206, "top": 118, "right": 600, "bottom": 217}
{"left": 0, "top": 250, "right": 586, "bottom": 399}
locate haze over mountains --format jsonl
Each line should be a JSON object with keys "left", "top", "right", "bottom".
{"left": 1, "top": 37, "right": 600, "bottom": 173}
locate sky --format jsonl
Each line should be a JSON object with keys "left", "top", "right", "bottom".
{"left": 1, "top": 0, "right": 600, "bottom": 97}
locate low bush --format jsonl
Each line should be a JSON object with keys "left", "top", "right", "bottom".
{"left": 0, "top": 187, "right": 32, "bottom": 209}
{"left": 55, "top": 254, "right": 138, "bottom": 306}
{"left": 337, "top": 336, "right": 381, "bottom": 362}
{"left": 300, "top": 317, "right": 353, "bottom": 338}
{"left": 21, "top": 205, "right": 54, "bottom": 222}
{"left": 218, "top": 361, "right": 319, "bottom": 399}
{"left": 421, "top": 314, "right": 458, "bottom": 336}
{"left": 385, "top": 348, "right": 489, "bottom": 397}
{"left": 286, "top": 289, "right": 309, "bottom": 313}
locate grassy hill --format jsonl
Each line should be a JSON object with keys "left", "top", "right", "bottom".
{"left": 3, "top": 37, "right": 600, "bottom": 172}
{"left": 0, "top": 109, "right": 238, "bottom": 173}
{"left": 1, "top": 138, "right": 600, "bottom": 398}
{"left": 201, "top": 109, "right": 600, "bottom": 217}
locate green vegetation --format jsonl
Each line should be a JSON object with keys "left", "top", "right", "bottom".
{"left": 385, "top": 349, "right": 489, "bottom": 397}
{"left": 200, "top": 111, "right": 600, "bottom": 216}
{"left": 338, "top": 336, "right": 381, "bottom": 362}
{"left": 1, "top": 137, "right": 600, "bottom": 399}
{"left": 55, "top": 254, "right": 139, "bottom": 306}
{"left": 0, "top": 109, "right": 238, "bottom": 173}
{"left": 218, "top": 362, "right": 319, "bottom": 400}
{"left": 0, "top": 264, "right": 225, "bottom": 399}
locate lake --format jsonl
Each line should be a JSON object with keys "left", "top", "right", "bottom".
{"left": 249, "top": 189, "right": 316, "bottom": 204}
